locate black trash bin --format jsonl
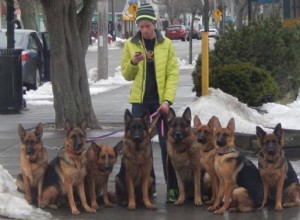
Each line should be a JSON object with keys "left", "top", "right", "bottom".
{"left": 0, "top": 49, "right": 23, "bottom": 114}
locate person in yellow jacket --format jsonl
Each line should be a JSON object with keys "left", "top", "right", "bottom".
{"left": 120, "top": 3, "right": 179, "bottom": 202}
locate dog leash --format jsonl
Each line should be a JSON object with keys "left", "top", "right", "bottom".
{"left": 85, "top": 108, "right": 165, "bottom": 142}
{"left": 86, "top": 128, "right": 124, "bottom": 142}
{"left": 150, "top": 108, "right": 165, "bottom": 137}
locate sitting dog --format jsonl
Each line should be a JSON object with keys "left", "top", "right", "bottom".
{"left": 256, "top": 123, "right": 300, "bottom": 211}
{"left": 193, "top": 115, "right": 221, "bottom": 205}
{"left": 40, "top": 120, "right": 96, "bottom": 215}
{"left": 208, "top": 118, "right": 263, "bottom": 214}
{"left": 167, "top": 107, "right": 203, "bottom": 206}
{"left": 85, "top": 141, "right": 122, "bottom": 209}
{"left": 115, "top": 109, "right": 157, "bottom": 210}
{"left": 17, "top": 123, "right": 48, "bottom": 207}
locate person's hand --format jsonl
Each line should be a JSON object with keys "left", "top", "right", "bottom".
{"left": 160, "top": 101, "right": 170, "bottom": 113}
{"left": 131, "top": 52, "right": 144, "bottom": 65}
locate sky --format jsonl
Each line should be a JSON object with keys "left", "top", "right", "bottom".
{"left": 1, "top": 39, "right": 300, "bottom": 219}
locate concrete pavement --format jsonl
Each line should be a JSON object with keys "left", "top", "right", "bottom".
{"left": 0, "top": 69, "right": 300, "bottom": 219}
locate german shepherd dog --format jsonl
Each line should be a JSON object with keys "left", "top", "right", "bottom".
{"left": 40, "top": 120, "right": 96, "bottom": 215}
{"left": 256, "top": 123, "right": 300, "bottom": 211}
{"left": 193, "top": 115, "right": 221, "bottom": 205}
{"left": 17, "top": 123, "right": 48, "bottom": 207}
{"left": 167, "top": 107, "right": 203, "bottom": 206}
{"left": 208, "top": 118, "right": 263, "bottom": 214}
{"left": 115, "top": 109, "right": 158, "bottom": 210}
{"left": 85, "top": 141, "right": 123, "bottom": 209}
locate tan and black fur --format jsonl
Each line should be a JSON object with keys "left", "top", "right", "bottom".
{"left": 40, "top": 120, "right": 96, "bottom": 215}
{"left": 208, "top": 118, "right": 263, "bottom": 214}
{"left": 193, "top": 115, "right": 221, "bottom": 205}
{"left": 85, "top": 141, "right": 122, "bottom": 209}
{"left": 115, "top": 109, "right": 158, "bottom": 210}
{"left": 17, "top": 123, "right": 48, "bottom": 207}
{"left": 256, "top": 123, "right": 300, "bottom": 211}
{"left": 167, "top": 107, "right": 202, "bottom": 206}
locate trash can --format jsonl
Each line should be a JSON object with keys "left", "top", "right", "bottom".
{"left": 0, "top": 49, "right": 23, "bottom": 114}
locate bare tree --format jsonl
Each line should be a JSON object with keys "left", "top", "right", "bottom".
{"left": 40, "top": 0, "right": 99, "bottom": 128}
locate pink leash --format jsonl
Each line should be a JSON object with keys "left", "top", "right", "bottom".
{"left": 150, "top": 107, "right": 165, "bottom": 137}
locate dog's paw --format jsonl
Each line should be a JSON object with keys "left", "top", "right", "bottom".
{"left": 84, "top": 205, "right": 97, "bottom": 213}
{"left": 104, "top": 201, "right": 114, "bottom": 208}
{"left": 71, "top": 208, "right": 80, "bottom": 215}
{"left": 213, "top": 207, "right": 226, "bottom": 215}
{"left": 25, "top": 195, "right": 32, "bottom": 204}
{"left": 194, "top": 197, "right": 203, "bottom": 206}
{"left": 207, "top": 205, "right": 218, "bottom": 212}
{"left": 275, "top": 205, "right": 283, "bottom": 211}
{"left": 204, "top": 199, "right": 214, "bottom": 206}
{"left": 127, "top": 203, "right": 136, "bottom": 210}
{"left": 91, "top": 202, "right": 99, "bottom": 210}
{"left": 47, "top": 204, "right": 58, "bottom": 209}
{"left": 145, "top": 202, "right": 156, "bottom": 210}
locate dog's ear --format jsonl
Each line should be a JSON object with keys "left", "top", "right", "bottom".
{"left": 80, "top": 120, "right": 87, "bottom": 131}
{"left": 182, "top": 107, "right": 191, "bottom": 126}
{"left": 124, "top": 109, "right": 133, "bottom": 124}
{"left": 208, "top": 116, "right": 221, "bottom": 130}
{"left": 256, "top": 126, "right": 266, "bottom": 146}
{"left": 141, "top": 109, "right": 150, "bottom": 123}
{"left": 227, "top": 118, "right": 235, "bottom": 134}
{"left": 64, "top": 119, "right": 73, "bottom": 134}
{"left": 91, "top": 142, "right": 101, "bottom": 155}
{"left": 193, "top": 115, "right": 201, "bottom": 128}
{"left": 114, "top": 140, "right": 123, "bottom": 156}
{"left": 167, "top": 107, "right": 176, "bottom": 122}
{"left": 273, "top": 123, "right": 284, "bottom": 145}
{"left": 18, "top": 124, "right": 26, "bottom": 142}
{"left": 35, "top": 123, "right": 44, "bottom": 141}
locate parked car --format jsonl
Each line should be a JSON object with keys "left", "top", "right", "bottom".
{"left": 0, "top": 29, "right": 50, "bottom": 90}
{"left": 165, "top": 25, "right": 187, "bottom": 41}
{"left": 185, "top": 26, "right": 200, "bottom": 40}
{"left": 199, "top": 27, "right": 219, "bottom": 39}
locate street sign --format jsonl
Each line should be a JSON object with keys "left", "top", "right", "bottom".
{"left": 213, "top": 9, "right": 222, "bottom": 22}
{"left": 128, "top": 3, "right": 138, "bottom": 18}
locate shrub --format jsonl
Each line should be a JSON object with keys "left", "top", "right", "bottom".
{"left": 211, "top": 63, "right": 278, "bottom": 107}
{"left": 192, "top": 15, "right": 300, "bottom": 104}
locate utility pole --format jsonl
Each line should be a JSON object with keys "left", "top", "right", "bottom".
{"left": 97, "top": 0, "right": 108, "bottom": 80}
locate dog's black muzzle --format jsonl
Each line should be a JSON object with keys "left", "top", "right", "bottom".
{"left": 197, "top": 135, "right": 207, "bottom": 144}
{"left": 267, "top": 144, "right": 277, "bottom": 156}
{"left": 217, "top": 135, "right": 227, "bottom": 147}
{"left": 25, "top": 145, "right": 35, "bottom": 155}
{"left": 73, "top": 138, "right": 84, "bottom": 150}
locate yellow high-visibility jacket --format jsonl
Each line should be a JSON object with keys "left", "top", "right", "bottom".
{"left": 121, "top": 30, "right": 179, "bottom": 104}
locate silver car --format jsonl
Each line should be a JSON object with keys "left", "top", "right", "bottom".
{"left": 0, "top": 29, "right": 50, "bottom": 90}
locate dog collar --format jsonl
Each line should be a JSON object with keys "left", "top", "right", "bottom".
{"left": 202, "top": 145, "right": 215, "bottom": 152}
{"left": 217, "top": 146, "right": 237, "bottom": 155}
{"left": 64, "top": 147, "right": 83, "bottom": 156}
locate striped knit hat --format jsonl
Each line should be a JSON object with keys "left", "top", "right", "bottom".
{"left": 136, "top": 3, "right": 156, "bottom": 23}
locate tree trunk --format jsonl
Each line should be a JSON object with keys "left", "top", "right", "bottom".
{"left": 18, "top": 0, "right": 37, "bottom": 30}
{"left": 41, "top": 0, "right": 99, "bottom": 129}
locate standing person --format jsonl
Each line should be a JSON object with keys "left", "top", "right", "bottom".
{"left": 120, "top": 3, "right": 179, "bottom": 202}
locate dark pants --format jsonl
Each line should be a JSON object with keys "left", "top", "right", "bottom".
{"left": 131, "top": 103, "right": 177, "bottom": 189}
